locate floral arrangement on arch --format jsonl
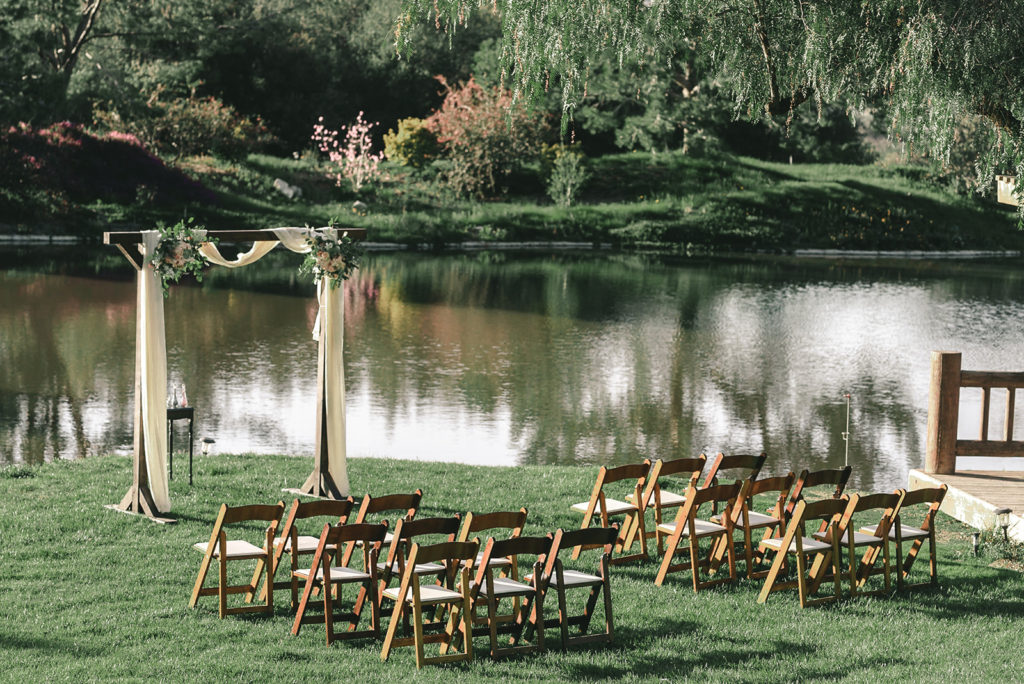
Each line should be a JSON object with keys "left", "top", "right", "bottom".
{"left": 147, "top": 218, "right": 215, "bottom": 295}
{"left": 299, "top": 220, "right": 363, "bottom": 289}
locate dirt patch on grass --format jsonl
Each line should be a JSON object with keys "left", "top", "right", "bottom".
{"left": 989, "top": 559, "right": 1024, "bottom": 573}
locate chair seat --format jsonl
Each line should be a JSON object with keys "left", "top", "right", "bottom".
{"left": 523, "top": 569, "right": 601, "bottom": 588}
{"left": 355, "top": 532, "right": 394, "bottom": 547}
{"left": 860, "top": 523, "right": 929, "bottom": 541}
{"left": 478, "top": 577, "right": 534, "bottom": 599}
{"left": 709, "top": 511, "right": 780, "bottom": 529}
{"left": 759, "top": 535, "right": 832, "bottom": 553}
{"left": 656, "top": 519, "right": 727, "bottom": 538}
{"left": 627, "top": 490, "right": 687, "bottom": 507}
{"left": 464, "top": 552, "right": 512, "bottom": 569}
{"left": 814, "top": 530, "right": 883, "bottom": 546}
{"left": 273, "top": 535, "right": 337, "bottom": 554}
{"left": 293, "top": 566, "right": 371, "bottom": 582}
{"left": 194, "top": 540, "right": 266, "bottom": 559}
{"left": 377, "top": 561, "right": 446, "bottom": 576}
{"left": 570, "top": 498, "right": 637, "bottom": 517}
{"left": 382, "top": 584, "right": 464, "bottom": 604}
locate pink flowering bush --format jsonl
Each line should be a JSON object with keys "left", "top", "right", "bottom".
{"left": 311, "top": 112, "right": 384, "bottom": 193}
{"left": 425, "top": 77, "right": 548, "bottom": 198}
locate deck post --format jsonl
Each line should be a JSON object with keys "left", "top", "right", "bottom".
{"left": 925, "top": 351, "right": 961, "bottom": 474}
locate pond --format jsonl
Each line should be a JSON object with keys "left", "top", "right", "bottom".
{"left": 2, "top": 246, "right": 1023, "bottom": 491}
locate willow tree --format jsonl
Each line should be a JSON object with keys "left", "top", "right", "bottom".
{"left": 397, "top": 0, "right": 1024, "bottom": 205}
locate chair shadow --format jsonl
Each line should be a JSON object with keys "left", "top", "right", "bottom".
{"left": 0, "top": 632, "right": 108, "bottom": 656}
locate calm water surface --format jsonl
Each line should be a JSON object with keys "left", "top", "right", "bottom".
{"left": 2, "top": 248, "right": 1023, "bottom": 490}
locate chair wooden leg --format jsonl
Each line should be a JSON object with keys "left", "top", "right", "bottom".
{"left": 756, "top": 548, "right": 786, "bottom": 604}
{"left": 380, "top": 596, "right": 405, "bottom": 661}
{"left": 323, "top": 575, "right": 335, "bottom": 646}
{"left": 412, "top": 598, "right": 426, "bottom": 669}
{"left": 189, "top": 550, "right": 214, "bottom": 608}
{"left": 218, "top": 555, "right": 228, "bottom": 619}
{"left": 556, "top": 583, "right": 570, "bottom": 650}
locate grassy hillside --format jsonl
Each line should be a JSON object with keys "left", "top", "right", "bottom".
{"left": 3, "top": 124, "right": 1020, "bottom": 251}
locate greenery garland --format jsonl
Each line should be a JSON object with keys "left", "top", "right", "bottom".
{"left": 147, "top": 218, "right": 216, "bottom": 296}
{"left": 298, "top": 220, "right": 363, "bottom": 289}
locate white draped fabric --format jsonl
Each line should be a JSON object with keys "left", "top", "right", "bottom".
{"left": 139, "top": 231, "right": 170, "bottom": 512}
{"left": 140, "top": 227, "right": 349, "bottom": 511}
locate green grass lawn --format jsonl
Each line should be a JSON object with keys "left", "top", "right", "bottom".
{"left": 2, "top": 454, "right": 1023, "bottom": 681}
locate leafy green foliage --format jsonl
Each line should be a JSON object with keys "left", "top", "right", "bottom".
{"left": 400, "top": 0, "right": 1024, "bottom": 214}
{"left": 545, "top": 144, "right": 589, "bottom": 207}
{"left": 383, "top": 117, "right": 439, "bottom": 168}
{"left": 93, "top": 91, "right": 277, "bottom": 160}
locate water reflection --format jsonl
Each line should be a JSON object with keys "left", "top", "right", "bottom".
{"left": 2, "top": 248, "right": 1023, "bottom": 490}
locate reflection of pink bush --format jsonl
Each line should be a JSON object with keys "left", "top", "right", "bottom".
{"left": 311, "top": 112, "right": 383, "bottom": 193}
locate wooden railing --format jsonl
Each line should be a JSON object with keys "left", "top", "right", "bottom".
{"left": 926, "top": 351, "right": 1024, "bottom": 473}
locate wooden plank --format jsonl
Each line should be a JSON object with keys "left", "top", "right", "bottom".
{"left": 980, "top": 386, "right": 991, "bottom": 441}
{"left": 104, "top": 228, "right": 367, "bottom": 247}
{"left": 955, "top": 440, "right": 1024, "bottom": 457}
{"left": 909, "top": 469, "right": 1024, "bottom": 542}
{"left": 925, "top": 352, "right": 961, "bottom": 474}
{"left": 960, "top": 371, "right": 1024, "bottom": 389}
{"left": 1006, "top": 388, "right": 1016, "bottom": 441}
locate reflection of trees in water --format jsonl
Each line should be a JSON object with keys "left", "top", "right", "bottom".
{"left": 0, "top": 273, "right": 135, "bottom": 464}
{"left": 6, "top": 246, "right": 1024, "bottom": 486}
{"left": 347, "top": 253, "right": 1020, "bottom": 489}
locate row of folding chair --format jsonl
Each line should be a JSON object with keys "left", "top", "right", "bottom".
{"left": 757, "top": 485, "right": 948, "bottom": 607}
{"left": 189, "top": 492, "right": 620, "bottom": 669}
{"left": 569, "top": 455, "right": 948, "bottom": 604}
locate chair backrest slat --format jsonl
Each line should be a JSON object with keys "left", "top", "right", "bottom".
{"left": 323, "top": 522, "right": 388, "bottom": 545}
{"left": 222, "top": 502, "right": 285, "bottom": 525}
{"left": 409, "top": 540, "right": 479, "bottom": 565}
{"left": 703, "top": 452, "right": 766, "bottom": 488}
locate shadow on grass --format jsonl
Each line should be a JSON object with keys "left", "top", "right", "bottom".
{"left": 0, "top": 632, "right": 108, "bottom": 656}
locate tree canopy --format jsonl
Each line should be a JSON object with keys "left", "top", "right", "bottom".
{"left": 398, "top": 0, "right": 1024, "bottom": 195}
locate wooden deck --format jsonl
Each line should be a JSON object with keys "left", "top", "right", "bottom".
{"left": 909, "top": 469, "right": 1024, "bottom": 542}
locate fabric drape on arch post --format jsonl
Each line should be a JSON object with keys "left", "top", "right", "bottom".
{"left": 105, "top": 227, "right": 363, "bottom": 520}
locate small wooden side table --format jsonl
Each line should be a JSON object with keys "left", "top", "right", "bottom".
{"left": 167, "top": 406, "right": 195, "bottom": 485}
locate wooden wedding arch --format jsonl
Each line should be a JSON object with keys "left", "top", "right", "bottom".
{"left": 105, "top": 228, "right": 366, "bottom": 522}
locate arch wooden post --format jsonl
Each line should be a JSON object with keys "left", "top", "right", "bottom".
{"left": 925, "top": 351, "right": 961, "bottom": 474}
{"left": 294, "top": 325, "right": 344, "bottom": 499}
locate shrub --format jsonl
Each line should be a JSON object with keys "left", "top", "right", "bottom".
{"left": 93, "top": 89, "right": 276, "bottom": 160}
{"left": 311, "top": 112, "right": 384, "bottom": 193}
{"left": 426, "top": 76, "right": 547, "bottom": 198}
{"left": 383, "top": 117, "right": 439, "bottom": 168}
{"left": 545, "top": 144, "right": 589, "bottom": 207}
{"left": 0, "top": 122, "right": 214, "bottom": 226}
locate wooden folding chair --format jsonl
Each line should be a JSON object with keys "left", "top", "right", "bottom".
{"left": 783, "top": 466, "right": 852, "bottom": 519}
{"left": 702, "top": 452, "right": 766, "bottom": 516}
{"left": 570, "top": 460, "right": 658, "bottom": 564}
{"left": 756, "top": 496, "right": 852, "bottom": 607}
{"left": 189, "top": 501, "right": 284, "bottom": 618}
{"left": 340, "top": 489, "right": 423, "bottom": 567}
{"left": 627, "top": 455, "right": 705, "bottom": 555}
{"left": 452, "top": 535, "right": 552, "bottom": 658}
{"left": 860, "top": 485, "right": 946, "bottom": 591}
{"left": 291, "top": 522, "right": 388, "bottom": 645}
{"left": 259, "top": 497, "right": 354, "bottom": 606}
{"left": 653, "top": 481, "right": 742, "bottom": 591}
{"left": 816, "top": 491, "right": 904, "bottom": 598}
{"left": 535, "top": 526, "right": 617, "bottom": 650}
{"left": 380, "top": 540, "right": 479, "bottom": 669}
{"left": 456, "top": 508, "right": 529, "bottom": 626}
{"left": 713, "top": 472, "right": 794, "bottom": 579}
